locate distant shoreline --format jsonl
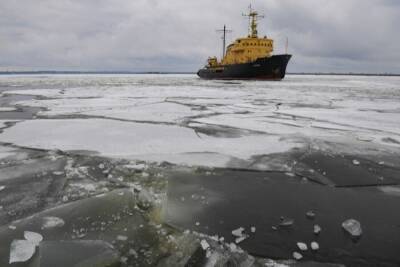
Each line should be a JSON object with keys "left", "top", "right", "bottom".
{"left": 0, "top": 71, "right": 399, "bottom": 77}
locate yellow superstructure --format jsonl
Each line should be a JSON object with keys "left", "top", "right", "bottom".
{"left": 208, "top": 7, "right": 274, "bottom": 67}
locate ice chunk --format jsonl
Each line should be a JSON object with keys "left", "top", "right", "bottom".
{"left": 232, "top": 227, "right": 245, "bottom": 237}
{"left": 250, "top": 226, "right": 256, "bottom": 233}
{"left": 231, "top": 227, "right": 248, "bottom": 244}
{"left": 200, "top": 239, "right": 210, "bottom": 250}
{"left": 0, "top": 107, "right": 17, "bottom": 112}
{"left": 235, "top": 236, "right": 248, "bottom": 244}
{"left": 342, "top": 219, "right": 362, "bottom": 237}
{"left": 0, "top": 185, "right": 5, "bottom": 191}
{"left": 311, "top": 241, "right": 319, "bottom": 251}
{"left": 116, "top": 235, "right": 128, "bottom": 241}
{"left": 306, "top": 210, "right": 316, "bottom": 219}
{"left": 279, "top": 218, "right": 294, "bottom": 227}
{"left": 9, "top": 240, "right": 36, "bottom": 263}
{"left": 8, "top": 225, "right": 16, "bottom": 230}
{"left": 297, "top": 242, "right": 308, "bottom": 251}
{"left": 314, "top": 224, "right": 322, "bottom": 235}
{"left": 352, "top": 160, "right": 360, "bottom": 165}
{"left": 24, "top": 231, "right": 43, "bottom": 246}
{"left": 42, "top": 216, "right": 65, "bottom": 229}
{"left": 293, "top": 252, "right": 303, "bottom": 260}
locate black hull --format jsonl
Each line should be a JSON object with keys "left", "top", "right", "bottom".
{"left": 197, "top": 54, "right": 292, "bottom": 80}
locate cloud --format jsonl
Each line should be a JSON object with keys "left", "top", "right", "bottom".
{"left": 0, "top": 0, "right": 399, "bottom": 73}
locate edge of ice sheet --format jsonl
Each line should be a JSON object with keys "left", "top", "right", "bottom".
{"left": 0, "top": 119, "right": 302, "bottom": 167}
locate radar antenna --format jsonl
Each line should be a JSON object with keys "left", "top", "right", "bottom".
{"left": 242, "top": 5, "right": 264, "bottom": 38}
{"left": 216, "top": 25, "right": 232, "bottom": 59}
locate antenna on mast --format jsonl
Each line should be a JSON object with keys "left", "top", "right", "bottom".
{"left": 216, "top": 25, "right": 232, "bottom": 59}
{"left": 242, "top": 5, "right": 264, "bottom": 38}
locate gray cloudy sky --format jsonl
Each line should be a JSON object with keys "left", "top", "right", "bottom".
{"left": 1, "top": 0, "right": 399, "bottom": 73}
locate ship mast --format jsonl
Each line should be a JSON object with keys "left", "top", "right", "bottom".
{"left": 242, "top": 5, "right": 264, "bottom": 38}
{"left": 216, "top": 25, "right": 232, "bottom": 59}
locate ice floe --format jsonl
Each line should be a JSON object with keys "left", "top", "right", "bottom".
{"left": 9, "top": 240, "right": 36, "bottom": 263}
{"left": 0, "top": 119, "right": 301, "bottom": 167}
{"left": 342, "top": 219, "right": 362, "bottom": 237}
{"left": 42, "top": 216, "right": 65, "bottom": 229}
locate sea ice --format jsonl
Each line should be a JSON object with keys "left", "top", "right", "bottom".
{"left": 311, "top": 241, "right": 319, "bottom": 251}
{"left": 0, "top": 107, "right": 17, "bottom": 112}
{"left": 200, "top": 239, "right": 210, "bottom": 250}
{"left": 297, "top": 242, "right": 308, "bottom": 251}
{"left": 314, "top": 224, "right": 322, "bottom": 235}
{"left": 292, "top": 252, "right": 303, "bottom": 260}
{"left": 24, "top": 231, "right": 43, "bottom": 246}
{"left": 232, "top": 227, "right": 245, "bottom": 237}
{"left": 42, "top": 216, "right": 65, "bottom": 229}
{"left": 306, "top": 210, "right": 316, "bottom": 219}
{"left": 0, "top": 119, "right": 301, "bottom": 167}
{"left": 279, "top": 218, "right": 294, "bottom": 227}
{"left": 9, "top": 240, "right": 36, "bottom": 264}
{"left": 342, "top": 219, "right": 362, "bottom": 237}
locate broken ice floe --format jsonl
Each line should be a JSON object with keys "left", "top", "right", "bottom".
{"left": 297, "top": 242, "right": 308, "bottom": 251}
{"left": 9, "top": 231, "right": 43, "bottom": 263}
{"left": 231, "top": 227, "right": 249, "bottom": 244}
{"left": 342, "top": 219, "right": 362, "bottom": 237}
{"left": 279, "top": 218, "right": 294, "bottom": 227}
{"left": 306, "top": 210, "right": 316, "bottom": 219}
{"left": 311, "top": 241, "right": 319, "bottom": 251}
{"left": 24, "top": 231, "right": 43, "bottom": 245}
{"left": 292, "top": 252, "right": 303, "bottom": 260}
{"left": 9, "top": 240, "right": 36, "bottom": 263}
{"left": 200, "top": 239, "right": 210, "bottom": 250}
{"left": 314, "top": 224, "right": 322, "bottom": 235}
{"left": 42, "top": 216, "right": 65, "bottom": 229}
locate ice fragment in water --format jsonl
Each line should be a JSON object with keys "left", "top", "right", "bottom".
{"left": 9, "top": 240, "right": 36, "bottom": 263}
{"left": 293, "top": 252, "right": 303, "bottom": 260}
{"left": 116, "top": 235, "right": 128, "bottom": 241}
{"left": 0, "top": 185, "right": 5, "bottom": 191}
{"left": 297, "top": 242, "right": 308, "bottom": 251}
{"left": 9, "top": 225, "right": 16, "bottom": 230}
{"left": 24, "top": 231, "right": 43, "bottom": 245}
{"left": 235, "top": 235, "right": 248, "bottom": 244}
{"left": 352, "top": 160, "right": 360, "bottom": 165}
{"left": 311, "top": 241, "right": 319, "bottom": 251}
{"left": 342, "top": 219, "right": 362, "bottom": 237}
{"left": 279, "top": 218, "right": 294, "bottom": 227}
{"left": 306, "top": 210, "right": 316, "bottom": 219}
{"left": 314, "top": 224, "right": 322, "bottom": 235}
{"left": 232, "top": 227, "right": 245, "bottom": 237}
{"left": 250, "top": 226, "right": 256, "bottom": 233}
{"left": 200, "top": 239, "right": 210, "bottom": 250}
{"left": 42, "top": 216, "right": 65, "bottom": 229}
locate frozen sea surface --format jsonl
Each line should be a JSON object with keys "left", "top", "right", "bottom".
{"left": 1, "top": 74, "right": 400, "bottom": 266}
